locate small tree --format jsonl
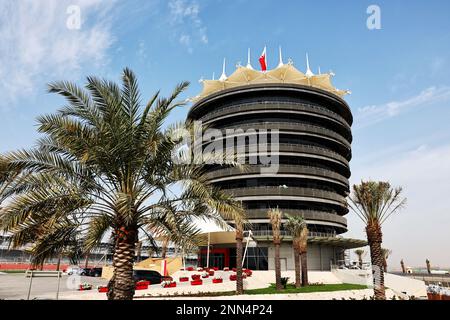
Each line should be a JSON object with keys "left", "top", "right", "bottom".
{"left": 400, "top": 259, "right": 406, "bottom": 273}
{"left": 426, "top": 259, "right": 431, "bottom": 274}
{"left": 268, "top": 208, "right": 282, "bottom": 291}
{"left": 285, "top": 214, "right": 306, "bottom": 288}
{"left": 354, "top": 249, "right": 365, "bottom": 269}
{"left": 381, "top": 248, "right": 392, "bottom": 272}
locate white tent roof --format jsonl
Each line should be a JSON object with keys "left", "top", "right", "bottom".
{"left": 192, "top": 57, "right": 350, "bottom": 102}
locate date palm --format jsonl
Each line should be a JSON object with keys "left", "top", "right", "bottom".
{"left": 354, "top": 249, "right": 365, "bottom": 269}
{"left": 400, "top": 259, "right": 406, "bottom": 273}
{"left": 426, "top": 259, "right": 431, "bottom": 274}
{"left": 285, "top": 214, "right": 307, "bottom": 288}
{"left": 235, "top": 219, "right": 245, "bottom": 295}
{"left": 381, "top": 248, "right": 391, "bottom": 272}
{"left": 349, "top": 181, "right": 406, "bottom": 300}
{"left": 268, "top": 208, "right": 282, "bottom": 290}
{"left": 0, "top": 68, "right": 244, "bottom": 300}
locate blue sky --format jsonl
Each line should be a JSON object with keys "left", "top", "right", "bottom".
{"left": 1, "top": 0, "right": 450, "bottom": 269}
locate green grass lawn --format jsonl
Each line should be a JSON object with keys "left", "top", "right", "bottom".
{"left": 244, "top": 283, "right": 368, "bottom": 295}
{"left": 139, "top": 283, "right": 368, "bottom": 299}
{"left": 0, "top": 270, "right": 26, "bottom": 274}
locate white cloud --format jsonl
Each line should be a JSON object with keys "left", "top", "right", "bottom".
{"left": 0, "top": 0, "right": 115, "bottom": 109}
{"left": 355, "top": 86, "right": 450, "bottom": 128}
{"left": 347, "top": 144, "right": 450, "bottom": 268}
{"left": 168, "top": 0, "right": 208, "bottom": 52}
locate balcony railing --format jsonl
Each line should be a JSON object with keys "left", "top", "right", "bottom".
{"left": 198, "top": 100, "right": 350, "bottom": 128}
{"left": 250, "top": 230, "right": 338, "bottom": 238}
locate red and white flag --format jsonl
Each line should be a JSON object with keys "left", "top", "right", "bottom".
{"left": 259, "top": 46, "right": 267, "bottom": 71}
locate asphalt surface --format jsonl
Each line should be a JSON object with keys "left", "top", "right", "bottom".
{"left": 0, "top": 272, "right": 108, "bottom": 300}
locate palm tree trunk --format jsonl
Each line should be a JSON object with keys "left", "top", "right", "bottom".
{"left": 366, "top": 223, "right": 385, "bottom": 300}
{"left": 274, "top": 242, "right": 282, "bottom": 291}
{"left": 300, "top": 252, "right": 308, "bottom": 286}
{"left": 294, "top": 249, "right": 301, "bottom": 288}
{"left": 359, "top": 257, "right": 363, "bottom": 269}
{"left": 84, "top": 253, "right": 90, "bottom": 269}
{"left": 235, "top": 228, "right": 244, "bottom": 295}
{"left": 56, "top": 255, "right": 61, "bottom": 272}
{"left": 107, "top": 228, "right": 137, "bottom": 300}
{"left": 161, "top": 238, "right": 169, "bottom": 259}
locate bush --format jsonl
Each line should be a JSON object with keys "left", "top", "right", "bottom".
{"left": 280, "top": 277, "right": 289, "bottom": 289}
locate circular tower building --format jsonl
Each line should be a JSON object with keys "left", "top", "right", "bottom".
{"left": 188, "top": 60, "right": 365, "bottom": 270}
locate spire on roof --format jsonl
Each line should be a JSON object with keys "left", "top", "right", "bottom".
{"left": 219, "top": 58, "right": 227, "bottom": 81}
{"left": 246, "top": 48, "right": 254, "bottom": 70}
{"left": 305, "top": 53, "right": 314, "bottom": 77}
{"left": 277, "top": 46, "right": 284, "bottom": 68}
{"left": 318, "top": 66, "right": 322, "bottom": 75}
{"left": 212, "top": 72, "right": 215, "bottom": 80}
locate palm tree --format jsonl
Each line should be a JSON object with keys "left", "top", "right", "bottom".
{"left": 284, "top": 214, "right": 307, "bottom": 288}
{"left": 349, "top": 181, "right": 406, "bottom": 300}
{"left": 355, "top": 249, "right": 365, "bottom": 269}
{"left": 426, "top": 259, "right": 431, "bottom": 274}
{"left": 0, "top": 68, "right": 245, "bottom": 300}
{"left": 381, "top": 248, "right": 391, "bottom": 272}
{"left": 400, "top": 259, "right": 406, "bottom": 273}
{"left": 298, "top": 223, "right": 309, "bottom": 286}
{"left": 268, "top": 208, "right": 282, "bottom": 291}
{"left": 235, "top": 219, "right": 244, "bottom": 295}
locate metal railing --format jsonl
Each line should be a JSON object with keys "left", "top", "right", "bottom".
{"left": 204, "top": 164, "right": 349, "bottom": 186}
{"left": 220, "top": 121, "right": 351, "bottom": 147}
{"left": 251, "top": 230, "right": 338, "bottom": 238}
{"left": 225, "top": 186, "right": 347, "bottom": 205}
{"left": 199, "top": 101, "right": 350, "bottom": 127}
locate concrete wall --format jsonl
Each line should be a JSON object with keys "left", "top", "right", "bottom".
{"left": 267, "top": 243, "right": 340, "bottom": 271}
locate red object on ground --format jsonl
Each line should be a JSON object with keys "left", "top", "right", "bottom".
{"left": 164, "top": 282, "right": 176, "bottom": 288}
{"left": 232, "top": 268, "right": 236, "bottom": 272}
{"left": 213, "top": 267, "right": 218, "bottom": 271}
{"left": 229, "top": 274, "right": 237, "bottom": 281}
{"left": 186, "top": 266, "right": 194, "bottom": 271}
{"left": 179, "top": 277, "right": 189, "bottom": 282}
{"left": 191, "top": 274, "right": 201, "bottom": 280}
{"left": 98, "top": 286, "right": 108, "bottom": 293}
{"left": 202, "top": 274, "right": 209, "bottom": 279}
{"left": 208, "top": 270, "right": 215, "bottom": 276}
{"left": 212, "top": 278, "right": 223, "bottom": 284}
{"left": 191, "top": 280, "right": 203, "bottom": 286}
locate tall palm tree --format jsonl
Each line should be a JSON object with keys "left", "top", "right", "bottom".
{"left": 235, "top": 219, "right": 244, "bottom": 295}
{"left": 284, "top": 214, "right": 306, "bottom": 288}
{"left": 381, "top": 248, "right": 391, "bottom": 272}
{"left": 349, "top": 181, "right": 406, "bottom": 300}
{"left": 268, "top": 208, "right": 282, "bottom": 291}
{"left": 354, "top": 249, "right": 365, "bottom": 269}
{"left": 298, "top": 223, "right": 308, "bottom": 286}
{"left": 426, "top": 259, "right": 431, "bottom": 274}
{"left": 0, "top": 68, "right": 245, "bottom": 300}
{"left": 400, "top": 259, "right": 406, "bottom": 273}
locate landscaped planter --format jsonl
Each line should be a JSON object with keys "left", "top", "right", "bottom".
{"left": 135, "top": 283, "right": 149, "bottom": 290}
{"left": 191, "top": 279, "right": 203, "bottom": 286}
{"left": 79, "top": 284, "right": 92, "bottom": 291}
{"left": 179, "top": 277, "right": 189, "bottom": 282}
{"left": 163, "top": 282, "right": 176, "bottom": 288}
{"left": 212, "top": 278, "right": 223, "bottom": 284}
{"left": 97, "top": 286, "right": 108, "bottom": 293}
{"left": 191, "top": 274, "right": 201, "bottom": 280}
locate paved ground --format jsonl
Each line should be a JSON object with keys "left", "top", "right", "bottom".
{"left": 0, "top": 272, "right": 107, "bottom": 300}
